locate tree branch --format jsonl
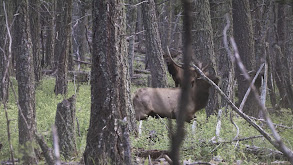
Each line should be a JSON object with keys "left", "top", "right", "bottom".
{"left": 191, "top": 63, "right": 293, "bottom": 163}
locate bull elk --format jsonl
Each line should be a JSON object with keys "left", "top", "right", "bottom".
{"left": 133, "top": 68, "right": 219, "bottom": 122}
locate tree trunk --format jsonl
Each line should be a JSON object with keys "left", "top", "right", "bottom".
{"left": 141, "top": 0, "right": 167, "bottom": 88}
{"left": 158, "top": 0, "right": 172, "bottom": 52}
{"left": 285, "top": 5, "right": 293, "bottom": 84}
{"left": 13, "top": 0, "right": 37, "bottom": 163}
{"left": 72, "top": 0, "right": 87, "bottom": 64}
{"left": 250, "top": 0, "right": 271, "bottom": 117}
{"left": 55, "top": 95, "right": 77, "bottom": 160}
{"left": 192, "top": 0, "right": 217, "bottom": 117}
{"left": 170, "top": 0, "right": 183, "bottom": 53}
{"left": 127, "top": 0, "right": 137, "bottom": 78}
{"left": 169, "top": 0, "right": 193, "bottom": 163}
{"left": 136, "top": 4, "right": 144, "bottom": 53}
{"left": 0, "top": 0, "right": 5, "bottom": 101}
{"left": 265, "top": 2, "right": 278, "bottom": 110}
{"left": 210, "top": 0, "right": 234, "bottom": 108}
{"left": 28, "top": 0, "right": 41, "bottom": 84}
{"left": 68, "top": 31, "right": 73, "bottom": 71}
{"left": 83, "top": 0, "right": 132, "bottom": 164}
{"left": 275, "top": 3, "right": 293, "bottom": 111}
{"left": 54, "top": 0, "right": 72, "bottom": 95}
{"left": 232, "top": 0, "right": 259, "bottom": 117}
{"left": 41, "top": 0, "right": 55, "bottom": 68}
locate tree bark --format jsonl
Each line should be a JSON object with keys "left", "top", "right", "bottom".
{"left": 275, "top": 3, "right": 293, "bottom": 111}
{"left": 40, "top": 0, "right": 55, "bottom": 68}
{"left": 28, "top": 0, "right": 41, "bottom": 84}
{"left": 141, "top": 0, "right": 168, "bottom": 88}
{"left": 55, "top": 95, "right": 77, "bottom": 160}
{"left": 0, "top": 0, "right": 5, "bottom": 101}
{"left": 136, "top": 4, "right": 144, "bottom": 53}
{"left": 210, "top": 0, "right": 234, "bottom": 108}
{"left": 192, "top": 0, "right": 217, "bottom": 117}
{"left": 54, "top": 0, "right": 72, "bottom": 95}
{"left": 158, "top": 0, "right": 172, "bottom": 52}
{"left": 285, "top": 4, "right": 293, "bottom": 84}
{"left": 72, "top": 0, "right": 87, "bottom": 63}
{"left": 232, "top": 0, "right": 259, "bottom": 117}
{"left": 13, "top": 0, "right": 37, "bottom": 163}
{"left": 83, "top": 0, "right": 132, "bottom": 164}
{"left": 127, "top": 0, "right": 137, "bottom": 78}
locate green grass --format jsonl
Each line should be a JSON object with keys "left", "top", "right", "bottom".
{"left": 0, "top": 76, "right": 293, "bottom": 164}
{"left": 0, "top": 77, "right": 91, "bottom": 161}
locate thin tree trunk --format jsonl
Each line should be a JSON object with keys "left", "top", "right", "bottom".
{"left": 159, "top": 0, "right": 172, "bottom": 52}
{"left": 285, "top": 6, "right": 293, "bottom": 84}
{"left": 127, "top": 0, "right": 137, "bottom": 78}
{"left": 0, "top": 0, "right": 5, "bottom": 101}
{"left": 72, "top": 0, "right": 87, "bottom": 64}
{"left": 136, "top": 4, "right": 144, "bottom": 53}
{"left": 13, "top": 0, "right": 37, "bottom": 163}
{"left": 54, "top": 0, "right": 72, "bottom": 95}
{"left": 29, "top": 0, "right": 41, "bottom": 84}
{"left": 170, "top": 0, "right": 193, "bottom": 163}
{"left": 41, "top": 0, "right": 55, "bottom": 68}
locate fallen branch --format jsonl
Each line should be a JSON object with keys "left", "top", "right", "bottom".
{"left": 244, "top": 145, "right": 286, "bottom": 160}
{"left": 35, "top": 134, "right": 54, "bottom": 165}
{"left": 248, "top": 116, "right": 293, "bottom": 129}
{"left": 191, "top": 63, "right": 293, "bottom": 163}
{"left": 239, "top": 64, "right": 264, "bottom": 112}
{"left": 134, "top": 69, "right": 150, "bottom": 74}
{"left": 135, "top": 148, "right": 169, "bottom": 159}
{"left": 230, "top": 37, "right": 293, "bottom": 163}
{"left": 52, "top": 125, "right": 61, "bottom": 165}
{"left": 73, "top": 59, "right": 91, "bottom": 65}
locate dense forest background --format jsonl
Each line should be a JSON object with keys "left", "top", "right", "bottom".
{"left": 0, "top": 0, "right": 293, "bottom": 164}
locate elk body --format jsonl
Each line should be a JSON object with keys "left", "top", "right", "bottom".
{"left": 133, "top": 71, "right": 219, "bottom": 122}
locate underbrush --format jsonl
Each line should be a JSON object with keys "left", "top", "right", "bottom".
{"left": 132, "top": 108, "right": 293, "bottom": 164}
{"left": 0, "top": 77, "right": 91, "bottom": 161}
{"left": 0, "top": 77, "right": 292, "bottom": 164}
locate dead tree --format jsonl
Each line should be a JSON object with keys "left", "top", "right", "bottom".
{"left": 55, "top": 95, "right": 77, "bottom": 160}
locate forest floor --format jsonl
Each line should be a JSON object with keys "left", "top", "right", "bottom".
{"left": 0, "top": 75, "right": 292, "bottom": 164}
